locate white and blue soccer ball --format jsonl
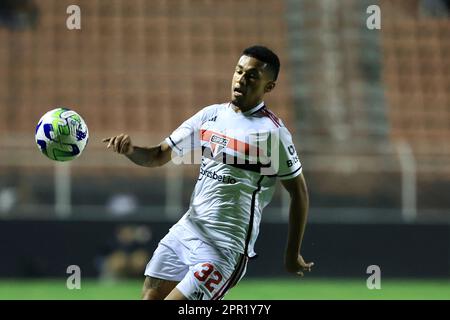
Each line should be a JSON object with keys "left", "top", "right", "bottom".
{"left": 35, "top": 108, "right": 89, "bottom": 161}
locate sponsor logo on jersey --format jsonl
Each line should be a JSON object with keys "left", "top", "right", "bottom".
{"left": 199, "top": 167, "right": 237, "bottom": 184}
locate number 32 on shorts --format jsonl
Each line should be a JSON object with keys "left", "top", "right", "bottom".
{"left": 194, "top": 263, "right": 223, "bottom": 293}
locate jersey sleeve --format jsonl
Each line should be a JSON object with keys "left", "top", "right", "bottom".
{"left": 165, "top": 107, "right": 207, "bottom": 157}
{"left": 275, "top": 127, "right": 303, "bottom": 180}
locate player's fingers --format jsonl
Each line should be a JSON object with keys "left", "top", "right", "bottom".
{"left": 124, "top": 136, "right": 132, "bottom": 154}
{"left": 113, "top": 138, "right": 119, "bottom": 151}
{"left": 113, "top": 134, "right": 124, "bottom": 152}
{"left": 102, "top": 138, "right": 111, "bottom": 143}
{"left": 304, "top": 263, "right": 314, "bottom": 272}
{"left": 107, "top": 137, "right": 116, "bottom": 149}
{"left": 296, "top": 271, "right": 304, "bottom": 277}
{"left": 120, "top": 142, "right": 127, "bottom": 154}
{"left": 120, "top": 138, "right": 129, "bottom": 154}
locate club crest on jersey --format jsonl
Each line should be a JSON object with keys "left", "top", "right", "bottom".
{"left": 210, "top": 134, "right": 229, "bottom": 157}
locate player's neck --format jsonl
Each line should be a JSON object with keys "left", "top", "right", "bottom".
{"left": 231, "top": 101, "right": 264, "bottom": 113}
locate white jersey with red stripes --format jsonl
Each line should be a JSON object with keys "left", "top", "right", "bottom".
{"left": 165, "top": 101, "right": 302, "bottom": 257}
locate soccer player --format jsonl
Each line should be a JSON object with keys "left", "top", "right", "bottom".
{"left": 103, "top": 45, "right": 314, "bottom": 300}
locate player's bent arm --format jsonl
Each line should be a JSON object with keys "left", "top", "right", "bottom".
{"left": 126, "top": 141, "right": 172, "bottom": 168}
{"left": 281, "top": 173, "right": 314, "bottom": 276}
{"left": 102, "top": 134, "right": 172, "bottom": 167}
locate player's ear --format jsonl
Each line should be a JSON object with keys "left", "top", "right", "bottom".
{"left": 264, "top": 81, "right": 276, "bottom": 93}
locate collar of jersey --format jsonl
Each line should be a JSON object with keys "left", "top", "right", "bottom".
{"left": 234, "top": 101, "right": 265, "bottom": 116}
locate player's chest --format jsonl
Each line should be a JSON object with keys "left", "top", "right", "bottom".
{"left": 200, "top": 110, "right": 261, "bottom": 138}
{"left": 199, "top": 112, "right": 268, "bottom": 157}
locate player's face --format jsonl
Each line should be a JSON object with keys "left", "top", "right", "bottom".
{"left": 231, "top": 55, "right": 275, "bottom": 110}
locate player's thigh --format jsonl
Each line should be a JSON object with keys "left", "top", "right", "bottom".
{"left": 143, "top": 230, "right": 190, "bottom": 299}
{"left": 142, "top": 276, "right": 179, "bottom": 300}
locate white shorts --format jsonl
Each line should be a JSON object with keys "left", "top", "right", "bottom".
{"left": 144, "top": 223, "right": 248, "bottom": 300}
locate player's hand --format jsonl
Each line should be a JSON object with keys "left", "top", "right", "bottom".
{"left": 285, "top": 254, "right": 314, "bottom": 277}
{"left": 102, "top": 134, "right": 134, "bottom": 155}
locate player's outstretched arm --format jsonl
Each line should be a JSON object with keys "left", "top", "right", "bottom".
{"left": 102, "top": 134, "right": 172, "bottom": 167}
{"left": 281, "top": 172, "right": 314, "bottom": 277}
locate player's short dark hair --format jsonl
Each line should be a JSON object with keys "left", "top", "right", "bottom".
{"left": 242, "top": 45, "right": 280, "bottom": 81}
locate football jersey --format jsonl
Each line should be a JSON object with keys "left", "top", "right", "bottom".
{"left": 165, "top": 102, "right": 302, "bottom": 257}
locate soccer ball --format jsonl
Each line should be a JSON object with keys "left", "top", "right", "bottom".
{"left": 35, "top": 108, "right": 89, "bottom": 161}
